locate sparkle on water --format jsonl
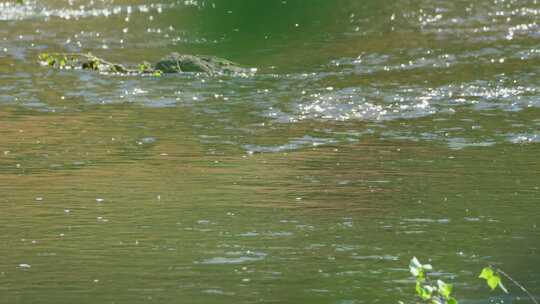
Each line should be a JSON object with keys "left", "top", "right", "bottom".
{"left": 0, "top": 0, "right": 539, "bottom": 303}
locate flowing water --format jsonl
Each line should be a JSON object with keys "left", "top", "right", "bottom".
{"left": 1, "top": 0, "right": 539, "bottom": 303}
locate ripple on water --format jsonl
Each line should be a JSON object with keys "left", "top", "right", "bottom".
{"left": 0, "top": 1, "right": 171, "bottom": 21}
{"left": 243, "top": 135, "right": 337, "bottom": 153}
{"left": 202, "top": 289, "right": 235, "bottom": 296}
{"left": 508, "top": 133, "right": 540, "bottom": 144}
{"left": 198, "top": 251, "right": 267, "bottom": 265}
{"left": 350, "top": 255, "right": 399, "bottom": 261}
{"left": 1, "top": 0, "right": 539, "bottom": 153}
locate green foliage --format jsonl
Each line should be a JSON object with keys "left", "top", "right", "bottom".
{"left": 415, "top": 281, "right": 432, "bottom": 300}
{"left": 138, "top": 61, "right": 161, "bottom": 76}
{"left": 409, "top": 257, "right": 458, "bottom": 304}
{"left": 407, "top": 258, "right": 537, "bottom": 304}
{"left": 38, "top": 52, "right": 161, "bottom": 75}
{"left": 437, "top": 280, "right": 452, "bottom": 299}
{"left": 38, "top": 53, "right": 71, "bottom": 68}
{"left": 83, "top": 59, "right": 100, "bottom": 71}
{"left": 447, "top": 298, "right": 458, "bottom": 304}
{"left": 59, "top": 56, "right": 67, "bottom": 68}
{"left": 38, "top": 53, "right": 56, "bottom": 66}
{"left": 138, "top": 62, "right": 152, "bottom": 73}
{"left": 479, "top": 267, "right": 508, "bottom": 293}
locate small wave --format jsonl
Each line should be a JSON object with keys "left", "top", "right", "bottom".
{"left": 198, "top": 251, "right": 267, "bottom": 265}
{"left": 243, "top": 136, "right": 336, "bottom": 153}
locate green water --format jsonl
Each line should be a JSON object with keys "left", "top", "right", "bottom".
{"left": 1, "top": 1, "right": 539, "bottom": 303}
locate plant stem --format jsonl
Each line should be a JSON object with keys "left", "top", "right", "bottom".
{"left": 491, "top": 265, "right": 538, "bottom": 304}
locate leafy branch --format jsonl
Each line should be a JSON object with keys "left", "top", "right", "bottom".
{"left": 408, "top": 258, "right": 537, "bottom": 304}
{"left": 409, "top": 257, "right": 458, "bottom": 304}
{"left": 37, "top": 52, "right": 162, "bottom": 76}
{"left": 480, "top": 265, "right": 538, "bottom": 304}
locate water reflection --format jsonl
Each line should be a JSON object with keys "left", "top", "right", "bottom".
{"left": 1, "top": 0, "right": 540, "bottom": 303}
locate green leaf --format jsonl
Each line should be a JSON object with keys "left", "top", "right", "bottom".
{"left": 138, "top": 63, "right": 146, "bottom": 72}
{"left": 416, "top": 281, "right": 432, "bottom": 300}
{"left": 479, "top": 267, "right": 494, "bottom": 280}
{"left": 487, "top": 275, "right": 501, "bottom": 291}
{"left": 437, "top": 280, "right": 452, "bottom": 299}
{"left": 431, "top": 297, "right": 443, "bottom": 304}
{"left": 410, "top": 257, "right": 423, "bottom": 277}
{"left": 447, "top": 297, "right": 458, "bottom": 304}
{"left": 415, "top": 281, "right": 423, "bottom": 297}
{"left": 479, "top": 267, "right": 504, "bottom": 291}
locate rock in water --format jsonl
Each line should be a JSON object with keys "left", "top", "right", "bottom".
{"left": 38, "top": 53, "right": 132, "bottom": 74}
{"left": 154, "top": 53, "right": 248, "bottom": 75}
{"left": 37, "top": 52, "right": 254, "bottom": 77}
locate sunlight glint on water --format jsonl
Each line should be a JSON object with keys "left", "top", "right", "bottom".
{"left": 0, "top": 0, "right": 539, "bottom": 303}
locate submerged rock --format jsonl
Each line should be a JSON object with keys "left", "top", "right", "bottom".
{"left": 38, "top": 53, "right": 132, "bottom": 74}
{"left": 37, "top": 52, "right": 253, "bottom": 76}
{"left": 154, "top": 53, "right": 249, "bottom": 75}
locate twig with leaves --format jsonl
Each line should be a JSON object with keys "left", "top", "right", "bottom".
{"left": 409, "top": 257, "right": 458, "bottom": 304}
{"left": 407, "top": 258, "right": 537, "bottom": 304}
{"left": 480, "top": 265, "right": 538, "bottom": 304}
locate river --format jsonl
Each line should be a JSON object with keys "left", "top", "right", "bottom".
{"left": 0, "top": 0, "right": 539, "bottom": 303}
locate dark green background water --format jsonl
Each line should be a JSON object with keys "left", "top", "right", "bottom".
{"left": 1, "top": 0, "right": 539, "bottom": 303}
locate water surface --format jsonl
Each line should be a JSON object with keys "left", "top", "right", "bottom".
{"left": 1, "top": 1, "right": 539, "bottom": 303}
